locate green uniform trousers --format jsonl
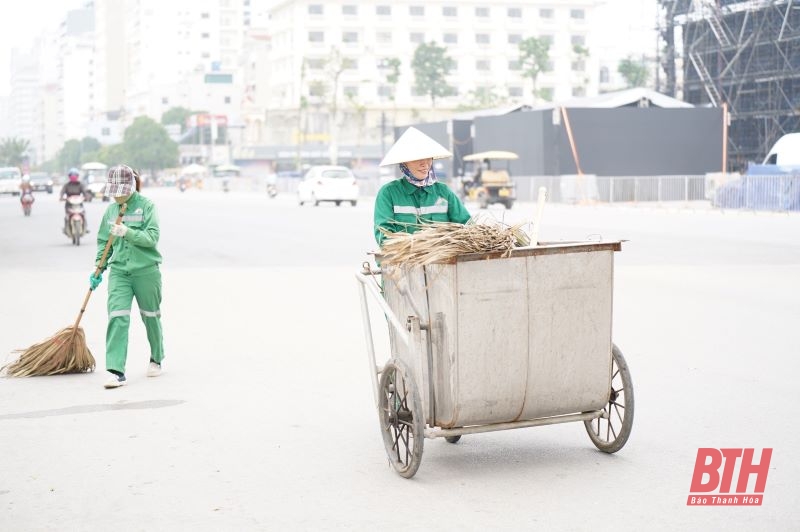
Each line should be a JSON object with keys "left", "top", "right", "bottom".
{"left": 106, "top": 264, "right": 164, "bottom": 373}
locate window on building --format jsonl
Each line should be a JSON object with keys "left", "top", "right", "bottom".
{"left": 102, "top": 127, "right": 111, "bottom": 136}
{"left": 540, "top": 8, "right": 553, "bottom": 18}
{"left": 508, "top": 7, "right": 522, "bottom": 18}
{"left": 571, "top": 35, "right": 586, "bottom": 46}
{"left": 201, "top": 12, "right": 209, "bottom": 19}
{"left": 540, "top": 87, "right": 554, "bottom": 100}
{"left": 343, "top": 58, "right": 358, "bottom": 69}
{"left": 448, "top": 58, "right": 458, "bottom": 70}
{"left": 378, "top": 85, "right": 392, "bottom": 98}
{"left": 309, "top": 4, "right": 323, "bottom": 15}
{"left": 476, "top": 59, "right": 490, "bottom": 71}
{"left": 443, "top": 33, "right": 458, "bottom": 44}
{"left": 308, "top": 31, "right": 323, "bottom": 43}
{"left": 443, "top": 6, "right": 457, "bottom": 17}
{"left": 572, "top": 87, "right": 586, "bottom": 97}
{"left": 541, "top": 35, "right": 554, "bottom": 46}
{"left": 410, "top": 6, "right": 424, "bottom": 16}
{"left": 344, "top": 86, "right": 358, "bottom": 97}
{"left": 508, "top": 87, "right": 523, "bottom": 98}
{"left": 162, "top": 97, "right": 169, "bottom": 104}
{"left": 545, "top": 60, "right": 554, "bottom": 71}
{"left": 410, "top": 32, "right": 424, "bottom": 44}
{"left": 342, "top": 5, "right": 357, "bottom": 15}
{"left": 376, "top": 5, "right": 391, "bottom": 16}
{"left": 201, "top": 33, "right": 210, "bottom": 38}
{"left": 309, "top": 84, "right": 325, "bottom": 97}
{"left": 572, "top": 60, "right": 585, "bottom": 72}
{"left": 476, "top": 33, "right": 490, "bottom": 44}
{"left": 307, "top": 58, "right": 325, "bottom": 69}
{"left": 224, "top": 96, "right": 231, "bottom": 104}
{"left": 570, "top": 9, "right": 585, "bottom": 19}
{"left": 343, "top": 31, "right": 358, "bottom": 43}
{"left": 508, "top": 60, "right": 521, "bottom": 71}
{"left": 475, "top": 7, "right": 489, "bottom": 17}
{"left": 508, "top": 34, "right": 522, "bottom": 44}
{"left": 376, "top": 32, "right": 392, "bottom": 44}
{"left": 600, "top": 66, "right": 610, "bottom": 83}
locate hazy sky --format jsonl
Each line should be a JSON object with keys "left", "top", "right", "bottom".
{"left": 0, "top": 0, "right": 659, "bottom": 98}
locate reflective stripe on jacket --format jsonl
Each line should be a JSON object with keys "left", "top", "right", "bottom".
{"left": 373, "top": 178, "right": 471, "bottom": 245}
{"left": 95, "top": 191, "right": 162, "bottom": 272}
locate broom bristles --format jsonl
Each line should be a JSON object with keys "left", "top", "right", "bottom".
{"left": 1, "top": 326, "right": 95, "bottom": 377}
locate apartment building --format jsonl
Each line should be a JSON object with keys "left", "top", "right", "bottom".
{"left": 258, "top": 0, "right": 599, "bottom": 149}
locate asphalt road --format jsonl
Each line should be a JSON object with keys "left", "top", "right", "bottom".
{"left": 1, "top": 186, "right": 798, "bottom": 531}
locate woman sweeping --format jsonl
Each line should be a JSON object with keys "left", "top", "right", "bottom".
{"left": 374, "top": 127, "right": 471, "bottom": 246}
{"left": 89, "top": 165, "right": 165, "bottom": 389}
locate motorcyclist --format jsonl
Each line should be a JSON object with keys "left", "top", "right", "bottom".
{"left": 59, "top": 168, "right": 90, "bottom": 233}
{"left": 20, "top": 175, "right": 34, "bottom": 210}
{"left": 20, "top": 174, "right": 34, "bottom": 196}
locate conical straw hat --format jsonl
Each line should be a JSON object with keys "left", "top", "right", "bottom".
{"left": 379, "top": 127, "right": 452, "bottom": 166}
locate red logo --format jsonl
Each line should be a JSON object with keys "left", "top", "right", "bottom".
{"left": 687, "top": 448, "right": 772, "bottom": 506}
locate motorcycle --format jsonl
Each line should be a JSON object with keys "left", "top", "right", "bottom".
{"left": 20, "top": 192, "right": 34, "bottom": 216}
{"left": 267, "top": 183, "right": 277, "bottom": 198}
{"left": 64, "top": 195, "right": 87, "bottom": 246}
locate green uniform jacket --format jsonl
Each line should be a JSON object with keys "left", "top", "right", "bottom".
{"left": 95, "top": 191, "right": 162, "bottom": 272}
{"left": 374, "top": 178, "right": 471, "bottom": 245}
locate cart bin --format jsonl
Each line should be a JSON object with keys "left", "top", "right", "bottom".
{"left": 384, "top": 241, "right": 621, "bottom": 429}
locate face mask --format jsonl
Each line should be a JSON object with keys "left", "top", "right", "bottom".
{"left": 114, "top": 194, "right": 131, "bottom": 204}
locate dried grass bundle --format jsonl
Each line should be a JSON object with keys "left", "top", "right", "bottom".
{"left": 2, "top": 326, "right": 95, "bottom": 377}
{"left": 378, "top": 217, "right": 530, "bottom": 267}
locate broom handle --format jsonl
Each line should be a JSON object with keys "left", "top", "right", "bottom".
{"left": 72, "top": 203, "right": 128, "bottom": 330}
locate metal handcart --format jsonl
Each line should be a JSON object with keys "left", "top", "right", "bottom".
{"left": 356, "top": 241, "right": 634, "bottom": 478}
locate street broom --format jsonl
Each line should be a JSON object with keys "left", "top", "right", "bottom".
{"left": 1, "top": 204, "right": 127, "bottom": 377}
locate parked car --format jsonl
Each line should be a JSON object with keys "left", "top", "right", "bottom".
{"left": 0, "top": 167, "right": 22, "bottom": 195}
{"left": 29, "top": 172, "right": 54, "bottom": 193}
{"left": 297, "top": 165, "right": 359, "bottom": 206}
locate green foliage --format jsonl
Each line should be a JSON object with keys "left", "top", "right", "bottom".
{"left": 518, "top": 37, "right": 551, "bottom": 99}
{"left": 161, "top": 106, "right": 193, "bottom": 133}
{"left": 94, "top": 143, "right": 129, "bottom": 167}
{"left": 383, "top": 57, "right": 401, "bottom": 86}
{"left": 0, "top": 137, "right": 30, "bottom": 166}
{"left": 122, "top": 116, "right": 179, "bottom": 172}
{"left": 411, "top": 42, "right": 456, "bottom": 107}
{"left": 618, "top": 56, "right": 649, "bottom": 88}
{"left": 456, "top": 86, "right": 508, "bottom": 111}
{"left": 56, "top": 137, "right": 103, "bottom": 170}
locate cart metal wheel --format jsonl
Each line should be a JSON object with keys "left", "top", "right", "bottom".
{"left": 378, "top": 359, "right": 424, "bottom": 478}
{"left": 445, "top": 436, "right": 461, "bottom": 444}
{"left": 584, "top": 344, "right": 634, "bottom": 453}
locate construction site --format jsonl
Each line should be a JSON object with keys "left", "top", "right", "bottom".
{"left": 658, "top": 0, "right": 800, "bottom": 171}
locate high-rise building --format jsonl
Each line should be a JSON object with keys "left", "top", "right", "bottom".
{"left": 255, "top": 0, "right": 599, "bottom": 153}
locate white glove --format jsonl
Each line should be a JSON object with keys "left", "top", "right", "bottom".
{"left": 110, "top": 223, "right": 128, "bottom": 237}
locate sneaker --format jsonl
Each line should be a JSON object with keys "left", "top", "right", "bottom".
{"left": 146, "top": 362, "right": 162, "bottom": 378}
{"left": 104, "top": 373, "right": 126, "bottom": 389}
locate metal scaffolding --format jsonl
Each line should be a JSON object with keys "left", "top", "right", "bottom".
{"left": 658, "top": 0, "right": 800, "bottom": 171}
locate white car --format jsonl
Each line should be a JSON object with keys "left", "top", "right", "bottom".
{"left": 297, "top": 165, "right": 359, "bottom": 207}
{"left": 0, "top": 167, "right": 22, "bottom": 195}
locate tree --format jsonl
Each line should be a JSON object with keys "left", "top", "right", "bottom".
{"left": 518, "top": 37, "right": 551, "bottom": 102}
{"left": 411, "top": 42, "right": 456, "bottom": 107}
{"left": 161, "top": 106, "right": 193, "bottom": 133}
{"left": 325, "top": 47, "right": 348, "bottom": 164}
{"left": 94, "top": 143, "right": 129, "bottom": 167}
{"left": 381, "top": 57, "right": 402, "bottom": 102}
{"left": 57, "top": 139, "right": 83, "bottom": 170}
{"left": 0, "top": 137, "right": 30, "bottom": 166}
{"left": 121, "top": 116, "right": 179, "bottom": 174}
{"left": 618, "top": 56, "right": 649, "bottom": 88}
